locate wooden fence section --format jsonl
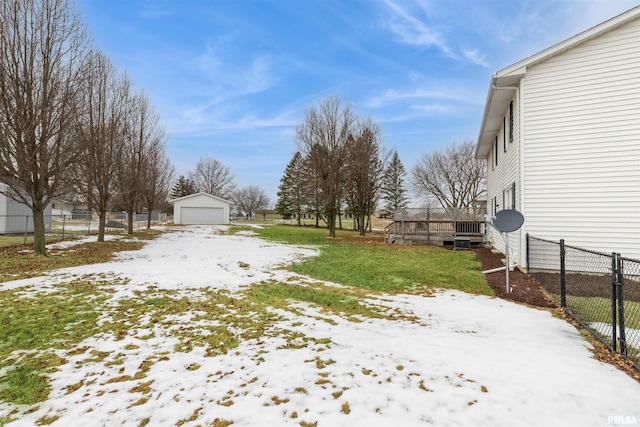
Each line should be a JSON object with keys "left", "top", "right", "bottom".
{"left": 385, "top": 207, "right": 487, "bottom": 245}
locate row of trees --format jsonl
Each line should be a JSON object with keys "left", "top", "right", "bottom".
{"left": 276, "top": 97, "right": 404, "bottom": 237}
{"left": 276, "top": 98, "right": 486, "bottom": 236}
{"left": 169, "top": 157, "right": 270, "bottom": 220}
{"left": 0, "top": 0, "right": 173, "bottom": 254}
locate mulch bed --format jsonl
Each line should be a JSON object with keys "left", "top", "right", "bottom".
{"left": 472, "top": 246, "right": 555, "bottom": 309}
{"left": 473, "top": 246, "right": 640, "bottom": 383}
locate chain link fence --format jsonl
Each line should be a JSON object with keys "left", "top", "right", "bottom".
{"left": 527, "top": 234, "right": 640, "bottom": 370}
{"left": 0, "top": 212, "right": 167, "bottom": 244}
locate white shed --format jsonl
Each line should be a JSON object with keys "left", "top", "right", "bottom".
{"left": 170, "top": 192, "right": 231, "bottom": 225}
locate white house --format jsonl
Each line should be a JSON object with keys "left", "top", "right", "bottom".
{"left": 476, "top": 6, "right": 640, "bottom": 266}
{"left": 0, "top": 184, "right": 52, "bottom": 234}
{"left": 170, "top": 192, "right": 232, "bottom": 225}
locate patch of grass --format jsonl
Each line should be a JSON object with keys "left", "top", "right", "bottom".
{"left": 0, "top": 365, "right": 51, "bottom": 405}
{"left": 0, "top": 239, "right": 146, "bottom": 283}
{"left": 567, "top": 296, "right": 640, "bottom": 329}
{"left": 256, "top": 225, "right": 492, "bottom": 295}
{"left": 250, "top": 282, "right": 384, "bottom": 319}
{"left": 255, "top": 225, "right": 330, "bottom": 246}
{"left": 0, "top": 281, "right": 113, "bottom": 405}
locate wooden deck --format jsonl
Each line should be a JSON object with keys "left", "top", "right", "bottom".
{"left": 384, "top": 207, "right": 486, "bottom": 246}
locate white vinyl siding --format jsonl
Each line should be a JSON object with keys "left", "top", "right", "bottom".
{"left": 486, "top": 93, "right": 521, "bottom": 259}
{"left": 521, "top": 18, "right": 640, "bottom": 259}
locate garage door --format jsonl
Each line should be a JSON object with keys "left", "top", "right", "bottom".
{"left": 181, "top": 207, "right": 225, "bottom": 225}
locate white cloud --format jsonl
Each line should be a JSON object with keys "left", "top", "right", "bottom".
{"left": 462, "top": 49, "right": 488, "bottom": 67}
{"left": 380, "top": 0, "right": 454, "bottom": 57}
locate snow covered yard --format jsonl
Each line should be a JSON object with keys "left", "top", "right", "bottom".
{"left": 1, "top": 225, "right": 639, "bottom": 427}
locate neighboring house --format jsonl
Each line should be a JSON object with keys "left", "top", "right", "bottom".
{"left": 475, "top": 6, "right": 640, "bottom": 266}
{"left": 170, "top": 192, "right": 231, "bottom": 225}
{"left": 0, "top": 184, "right": 52, "bottom": 234}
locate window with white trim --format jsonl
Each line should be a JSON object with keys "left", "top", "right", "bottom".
{"left": 503, "top": 182, "right": 516, "bottom": 210}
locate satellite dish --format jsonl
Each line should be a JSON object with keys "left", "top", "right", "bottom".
{"left": 492, "top": 209, "right": 524, "bottom": 233}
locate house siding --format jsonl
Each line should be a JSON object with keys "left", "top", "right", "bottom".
{"left": 486, "top": 93, "right": 522, "bottom": 261}
{"left": 521, "top": 18, "right": 640, "bottom": 259}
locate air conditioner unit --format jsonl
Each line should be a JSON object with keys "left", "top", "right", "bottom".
{"left": 454, "top": 237, "right": 471, "bottom": 250}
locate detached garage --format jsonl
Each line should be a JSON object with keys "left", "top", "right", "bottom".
{"left": 170, "top": 192, "right": 231, "bottom": 225}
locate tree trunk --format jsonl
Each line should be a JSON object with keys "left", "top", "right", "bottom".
{"left": 359, "top": 212, "right": 367, "bottom": 236}
{"left": 147, "top": 209, "right": 152, "bottom": 229}
{"left": 97, "top": 210, "right": 107, "bottom": 242}
{"left": 127, "top": 209, "right": 134, "bottom": 234}
{"left": 327, "top": 206, "right": 336, "bottom": 238}
{"left": 32, "top": 208, "right": 47, "bottom": 256}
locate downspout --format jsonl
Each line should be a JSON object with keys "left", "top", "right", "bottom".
{"left": 491, "top": 84, "right": 523, "bottom": 268}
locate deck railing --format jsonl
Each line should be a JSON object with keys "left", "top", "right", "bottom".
{"left": 386, "top": 207, "right": 487, "bottom": 243}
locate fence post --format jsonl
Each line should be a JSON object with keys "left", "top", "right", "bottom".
{"left": 24, "top": 215, "right": 29, "bottom": 244}
{"left": 611, "top": 253, "right": 618, "bottom": 352}
{"left": 616, "top": 254, "right": 627, "bottom": 356}
{"left": 525, "top": 233, "right": 530, "bottom": 273}
{"left": 560, "top": 239, "right": 566, "bottom": 309}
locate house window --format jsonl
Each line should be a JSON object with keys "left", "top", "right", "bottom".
{"left": 503, "top": 118, "right": 507, "bottom": 152}
{"left": 509, "top": 101, "right": 514, "bottom": 142}
{"left": 494, "top": 137, "right": 498, "bottom": 166}
{"left": 504, "top": 182, "right": 516, "bottom": 210}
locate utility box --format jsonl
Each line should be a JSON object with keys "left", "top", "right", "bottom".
{"left": 453, "top": 237, "right": 471, "bottom": 250}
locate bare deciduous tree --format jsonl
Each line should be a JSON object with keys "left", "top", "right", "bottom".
{"left": 74, "top": 50, "right": 130, "bottom": 241}
{"left": 233, "top": 185, "right": 270, "bottom": 220}
{"left": 189, "top": 157, "right": 235, "bottom": 199}
{"left": 411, "top": 140, "right": 486, "bottom": 208}
{"left": 296, "top": 96, "right": 356, "bottom": 237}
{"left": 116, "top": 91, "right": 165, "bottom": 234}
{"left": 0, "top": 0, "right": 89, "bottom": 255}
{"left": 142, "top": 140, "right": 173, "bottom": 229}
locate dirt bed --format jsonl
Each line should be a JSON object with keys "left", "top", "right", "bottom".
{"left": 473, "top": 247, "right": 555, "bottom": 309}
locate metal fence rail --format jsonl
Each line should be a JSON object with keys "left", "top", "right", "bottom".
{"left": 0, "top": 213, "right": 167, "bottom": 244}
{"left": 526, "top": 234, "right": 640, "bottom": 370}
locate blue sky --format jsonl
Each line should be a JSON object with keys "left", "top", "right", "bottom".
{"left": 76, "top": 0, "right": 638, "bottom": 204}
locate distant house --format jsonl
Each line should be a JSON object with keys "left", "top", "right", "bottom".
{"left": 169, "top": 192, "right": 231, "bottom": 225}
{"left": 0, "top": 184, "right": 52, "bottom": 234}
{"left": 475, "top": 6, "right": 640, "bottom": 266}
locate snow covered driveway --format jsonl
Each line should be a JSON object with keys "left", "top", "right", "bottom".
{"left": 2, "top": 225, "right": 639, "bottom": 427}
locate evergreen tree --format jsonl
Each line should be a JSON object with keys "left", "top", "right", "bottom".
{"left": 170, "top": 175, "right": 197, "bottom": 199}
{"left": 275, "top": 152, "right": 306, "bottom": 225}
{"left": 381, "top": 150, "right": 409, "bottom": 213}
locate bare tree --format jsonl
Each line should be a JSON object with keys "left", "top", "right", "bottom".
{"left": 296, "top": 97, "right": 356, "bottom": 237}
{"left": 411, "top": 140, "right": 486, "bottom": 208}
{"left": 233, "top": 185, "right": 270, "bottom": 220}
{"left": 0, "top": 0, "right": 89, "bottom": 255}
{"left": 74, "top": 50, "right": 130, "bottom": 241}
{"left": 189, "top": 157, "right": 235, "bottom": 199}
{"left": 343, "top": 118, "right": 385, "bottom": 235}
{"left": 116, "top": 91, "right": 165, "bottom": 234}
{"left": 142, "top": 137, "right": 173, "bottom": 229}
